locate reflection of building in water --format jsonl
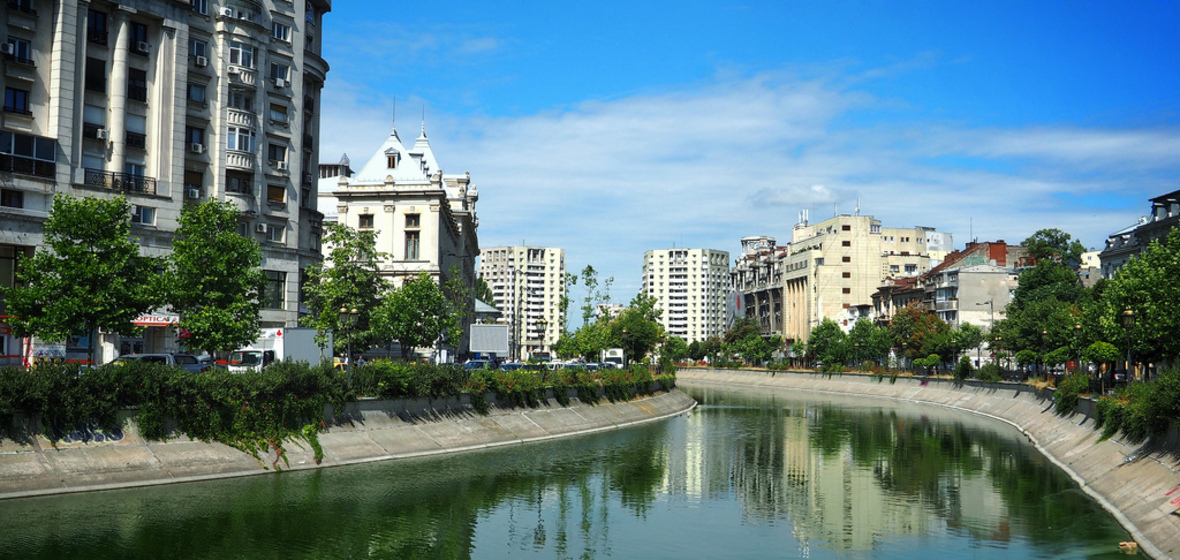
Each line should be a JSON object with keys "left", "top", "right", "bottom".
{"left": 664, "top": 400, "right": 1009, "bottom": 554}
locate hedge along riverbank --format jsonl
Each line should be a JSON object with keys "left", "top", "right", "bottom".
{"left": 0, "top": 361, "right": 677, "bottom": 470}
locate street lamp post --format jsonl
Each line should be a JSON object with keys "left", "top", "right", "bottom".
{"left": 1074, "top": 322, "right": 1083, "bottom": 375}
{"left": 536, "top": 317, "right": 548, "bottom": 356}
{"left": 338, "top": 306, "right": 358, "bottom": 387}
{"left": 1040, "top": 328, "right": 1048, "bottom": 379}
{"left": 1121, "top": 306, "right": 1135, "bottom": 381}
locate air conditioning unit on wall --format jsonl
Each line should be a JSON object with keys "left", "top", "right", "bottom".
{"left": 219, "top": 7, "right": 234, "bottom": 17}
{"left": 189, "top": 143, "right": 205, "bottom": 154}
{"left": 255, "top": 223, "right": 268, "bottom": 234}
{"left": 194, "top": 55, "right": 208, "bottom": 67}
{"left": 95, "top": 128, "right": 109, "bottom": 140}
{"left": 186, "top": 187, "right": 200, "bottom": 199}
{"left": 0, "top": 44, "right": 14, "bottom": 55}
{"left": 274, "top": 78, "right": 287, "bottom": 88}
{"left": 227, "top": 66, "right": 241, "bottom": 75}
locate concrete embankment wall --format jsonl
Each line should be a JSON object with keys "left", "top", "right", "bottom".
{"left": 679, "top": 368, "right": 1180, "bottom": 560}
{"left": 0, "top": 387, "right": 697, "bottom": 501}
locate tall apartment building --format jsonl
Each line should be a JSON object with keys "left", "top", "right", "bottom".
{"left": 0, "top": 0, "right": 331, "bottom": 365}
{"left": 478, "top": 246, "right": 564, "bottom": 360}
{"left": 731, "top": 212, "right": 952, "bottom": 344}
{"left": 641, "top": 248, "right": 729, "bottom": 343}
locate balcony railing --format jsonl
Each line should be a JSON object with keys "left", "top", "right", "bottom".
{"left": 84, "top": 168, "right": 156, "bottom": 195}
{"left": 7, "top": 0, "right": 36, "bottom": 15}
{"left": 126, "top": 132, "right": 146, "bottom": 149}
{"left": 0, "top": 154, "right": 54, "bottom": 178}
{"left": 87, "top": 30, "right": 108, "bottom": 46}
{"left": 3, "top": 53, "right": 35, "bottom": 67}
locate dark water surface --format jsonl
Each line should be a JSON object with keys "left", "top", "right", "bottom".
{"left": 0, "top": 383, "right": 1131, "bottom": 559}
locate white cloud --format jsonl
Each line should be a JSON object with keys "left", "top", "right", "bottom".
{"left": 318, "top": 69, "right": 1180, "bottom": 301}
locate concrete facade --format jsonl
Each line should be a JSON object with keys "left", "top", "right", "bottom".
{"left": 1100, "top": 189, "right": 1180, "bottom": 279}
{"left": 478, "top": 246, "right": 564, "bottom": 359}
{"left": 0, "top": 0, "right": 331, "bottom": 365}
{"left": 641, "top": 248, "right": 729, "bottom": 343}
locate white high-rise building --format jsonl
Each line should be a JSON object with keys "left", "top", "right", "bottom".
{"left": 641, "top": 248, "right": 730, "bottom": 343}
{"left": 478, "top": 246, "right": 564, "bottom": 360}
{"left": 0, "top": 0, "right": 331, "bottom": 365}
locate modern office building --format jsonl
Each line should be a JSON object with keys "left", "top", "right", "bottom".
{"left": 316, "top": 120, "right": 480, "bottom": 360}
{"left": 0, "top": 0, "right": 331, "bottom": 365}
{"left": 477, "top": 246, "right": 564, "bottom": 360}
{"left": 641, "top": 248, "right": 729, "bottom": 344}
{"left": 731, "top": 211, "right": 952, "bottom": 344}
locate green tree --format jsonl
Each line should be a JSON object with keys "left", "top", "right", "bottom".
{"left": 1083, "top": 341, "right": 1120, "bottom": 367}
{"left": 166, "top": 200, "right": 266, "bottom": 354}
{"left": 953, "top": 322, "right": 984, "bottom": 362}
{"left": 1097, "top": 228, "right": 1180, "bottom": 365}
{"left": 661, "top": 336, "right": 689, "bottom": 364}
{"left": 848, "top": 318, "right": 891, "bottom": 364}
{"left": 724, "top": 316, "right": 761, "bottom": 346}
{"left": 1010, "top": 260, "right": 1083, "bottom": 310}
{"left": 1023, "top": 228, "right": 1087, "bottom": 267}
{"left": 372, "top": 272, "right": 463, "bottom": 360}
{"left": 611, "top": 292, "right": 663, "bottom": 363}
{"left": 1, "top": 194, "right": 161, "bottom": 364}
{"left": 299, "top": 223, "right": 389, "bottom": 355}
{"left": 472, "top": 275, "right": 495, "bottom": 306}
{"left": 808, "top": 318, "right": 848, "bottom": 365}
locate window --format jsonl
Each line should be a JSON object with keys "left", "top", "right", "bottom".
{"left": 269, "top": 62, "right": 290, "bottom": 82}
{"left": 904, "top": 264, "right": 917, "bottom": 274}
{"left": 130, "top": 22, "right": 150, "bottom": 54}
{"left": 1, "top": 189, "right": 23, "bottom": 208}
{"left": 262, "top": 271, "right": 285, "bottom": 309}
{"left": 185, "top": 170, "right": 203, "bottom": 193}
{"left": 87, "top": 10, "right": 108, "bottom": 45}
{"left": 405, "top": 231, "right": 420, "bottom": 260}
{"left": 266, "top": 225, "right": 284, "bottom": 243}
{"left": 82, "top": 152, "right": 104, "bottom": 170}
{"left": 842, "top": 272, "right": 851, "bottom": 278}
{"left": 841, "top": 240, "right": 851, "bottom": 247}
{"left": 306, "top": 5, "right": 316, "bottom": 24}
{"left": 229, "top": 41, "right": 255, "bottom": 68}
{"left": 187, "top": 83, "right": 206, "bottom": 103}
{"left": 227, "top": 127, "right": 255, "bottom": 152}
{"left": 5, "top": 38, "right": 32, "bottom": 65}
{"left": 191, "top": 0, "right": 208, "bottom": 15}
{"left": 130, "top": 205, "right": 155, "bottom": 225}
{"left": 358, "top": 214, "right": 374, "bottom": 229}
{"left": 841, "top": 256, "right": 851, "bottom": 263}
{"left": 890, "top": 265, "right": 900, "bottom": 273}
{"left": 267, "top": 184, "right": 285, "bottom": 203}
{"left": 842, "top": 225, "right": 851, "bottom": 231}
{"left": 189, "top": 38, "right": 207, "bottom": 58}
{"left": 127, "top": 69, "right": 147, "bottom": 102}
{"left": 236, "top": 222, "right": 248, "bottom": 236}
{"left": 126, "top": 115, "right": 146, "bottom": 149}
{"left": 405, "top": 213, "right": 420, "bottom": 228}
{"left": 185, "top": 126, "right": 204, "bottom": 146}
{"left": 387, "top": 153, "right": 399, "bottom": 168}
{"left": 226, "top": 170, "right": 252, "bottom": 194}
{"left": 85, "top": 58, "right": 106, "bottom": 92}
{"left": 268, "top": 103, "right": 288, "bottom": 123}
{"left": 4, "top": 88, "right": 30, "bottom": 115}
{"left": 267, "top": 143, "right": 286, "bottom": 163}
{"left": 272, "top": 22, "right": 291, "bottom": 43}
{"left": 82, "top": 105, "right": 106, "bottom": 138}
{"left": 228, "top": 89, "right": 253, "bottom": 111}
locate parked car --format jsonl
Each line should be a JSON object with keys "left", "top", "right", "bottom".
{"left": 109, "top": 353, "right": 207, "bottom": 373}
{"left": 499, "top": 362, "right": 524, "bottom": 372}
{"left": 464, "top": 359, "right": 493, "bottom": 370}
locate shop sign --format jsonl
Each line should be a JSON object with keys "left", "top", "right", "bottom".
{"left": 133, "top": 314, "right": 180, "bottom": 327}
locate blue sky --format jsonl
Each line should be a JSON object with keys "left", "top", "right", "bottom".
{"left": 318, "top": 1, "right": 1180, "bottom": 303}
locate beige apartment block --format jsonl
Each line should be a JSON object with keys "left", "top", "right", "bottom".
{"left": 0, "top": 0, "right": 331, "bottom": 365}
{"left": 478, "top": 246, "right": 564, "bottom": 360}
{"left": 731, "top": 212, "right": 951, "bottom": 345}
{"left": 641, "top": 248, "right": 729, "bottom": 344}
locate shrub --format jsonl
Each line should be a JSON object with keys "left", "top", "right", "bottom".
{"left": 1054, "top": 373, "right": 1090, "bottom": 415}
{"left": 977, "top": 363, "right": 1003, "bottom": 383}
{"left": 954, "top": 356, "right": 974, "bottom": 381}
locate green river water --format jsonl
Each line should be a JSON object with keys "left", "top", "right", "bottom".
{"left": 0, "top": 382, "right": 1132, "bottom": 559}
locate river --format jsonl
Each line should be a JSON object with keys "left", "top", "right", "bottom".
{"left": 0, "top": 382, "right": 1131, "bottom": 559}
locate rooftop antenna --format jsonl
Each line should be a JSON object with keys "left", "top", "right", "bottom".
{"left": 391, "top": 96, "right": 396, "bottom": 133}
{"left": 855, "top": 198, "right": 861, "bottom": 216}
{"left": 834, "top": 202, "right": 838, "bottom": 217}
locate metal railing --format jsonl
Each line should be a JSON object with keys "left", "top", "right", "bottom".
{"left": 0, "top": 154, "right": 54, "bottom": 178}
{"left": 83, "top": 168, "right": 156, "bottom": 195}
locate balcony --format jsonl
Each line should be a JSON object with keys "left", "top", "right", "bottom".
{"left": 3, "top": 53, "right": 34, "bottom": 67}
{"left": 226, "top": 151, "right": 256, "bottom": 171}
{"left": 84, "top": 168, "right": 156, "bottom": 195}
{"left": 87, "top": 30, "right": 108, "bottom": 46}
{"left": 227, "top": 108, "right": 256, "bottom": 128}
{"left": 227, "top": 66, "right": 257, "bottom": 86}
{"left": 0, "top": 153, "right": 54, "bottom": 178}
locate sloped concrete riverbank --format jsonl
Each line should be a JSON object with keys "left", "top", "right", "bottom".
{"left": 678, "top": 368, "right": 1180, "bottom": 560}
{"left": 0, "top": 388, "right": 696, "bottom": 501}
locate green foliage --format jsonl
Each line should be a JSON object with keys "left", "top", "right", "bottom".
{"left": 808, "top": 318, "right": 848, "bottom": 365}
{"left": 167, "top": 199, "right": 266, "bottom": 354}
{"left": 1015, "top": 349, "right": 1039, "bottom": 367}
{"left": 472, "top": 276, "right": 495, "bottom": 306}
{"left": 1093, "top": 366, "right": 1180, "bottom": 443}
{"left": 661, "top": 336, "right": 689, "bottom": 364}
{"left": 954, "top": 355, "right": 974, "bottom": 381}
{"left": 1, "top": 194, "right": 162, "bottom": 363}
{"left": 611, "top": 292, "right": 663, "bottom": 364}
{"left": 913, "top": 354, "right": 941, "bottom": 374}
{"left": 1083, "top": 341, "right": 1120, "bottom": 365}
{"left": 577, "top": 266, "right": 613, "bottom": 327}
{"left": 977, "top": 363, "right": 1003, "bottom": 382}
{"left": 1022, "top": 228, "right": 1087, "bottom": 267}
{"left": 300, "top": 223, "right": 390, "bottom": 355}
{"left": 889, "top": 302, "right": 950, "bottom": 361}
{"left": 1098, "top": 228, "right": 1180, "bottom": 364}
{"left": 1053, "top": 373, "right": 1090, "bottom": 415}
{"left": 847, "top": 318, "right": 892, "bottom": 364}
{"left": 372, "top": 272, "right": 464, "bottom": 360}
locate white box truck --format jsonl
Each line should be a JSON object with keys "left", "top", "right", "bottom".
{"left": 227, "top": 328, "right": 332, "bottom": 372}
{"left": 601, "top": 348, "right": 626, "bottom": 369}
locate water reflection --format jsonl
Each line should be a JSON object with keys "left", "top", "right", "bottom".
{"left": 0, "top": 384, "right": 1129, "bottom": 559}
